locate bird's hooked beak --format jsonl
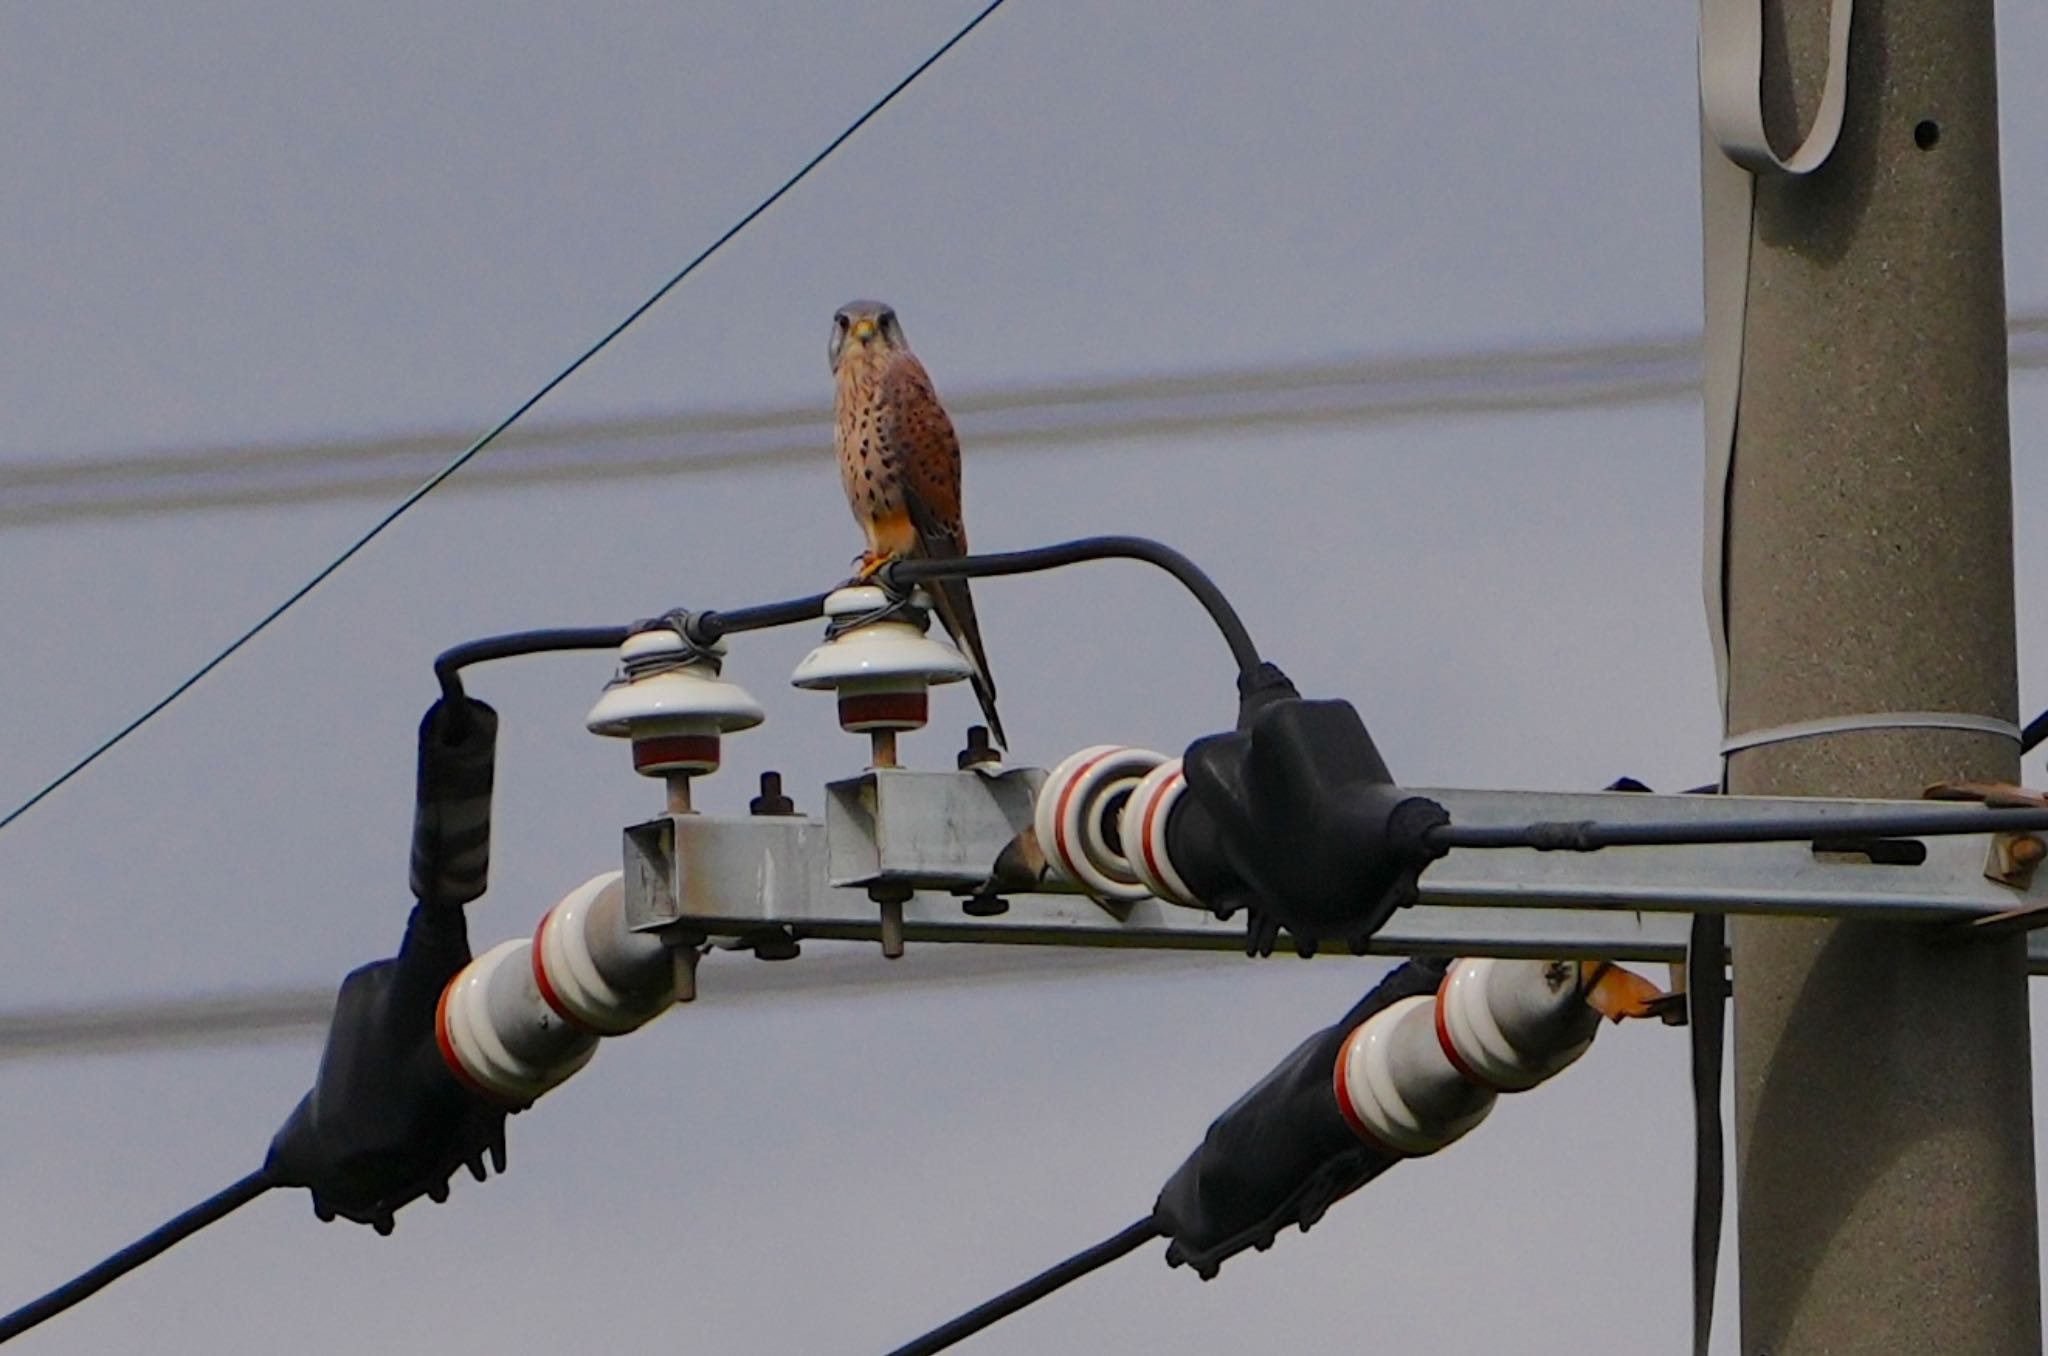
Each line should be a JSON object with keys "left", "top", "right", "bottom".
{"left": 850, "top": 318, "right": 878, "bottom": 342}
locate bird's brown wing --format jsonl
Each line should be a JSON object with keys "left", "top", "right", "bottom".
{"left": 880, "top": 354, "right": 1006, "bottom": 748}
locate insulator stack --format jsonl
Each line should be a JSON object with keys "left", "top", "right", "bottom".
{"left": 586, "top": 627, "right": 764, "bottom": 809}
{"left": 790, "top": 585, "right": 973, "bottom": 765}
{"left": 1032, "top": 744, "right": 1171, "bottom": 903}
{"left": 436, "top": 873, "right": 678, "bottom": 1106}
{"left": 1118, "top": 756, "right": 1200, "bottom": 908}
{"left": 1334, "top": 957, "right": 1602, "bottom": 1157}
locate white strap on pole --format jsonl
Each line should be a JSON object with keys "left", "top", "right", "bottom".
{"left": 1699, "top": 0, "right": 1855, "bottom": 174}
{"left": 1694, "top": 9, "right": 1856, "bottom": 1356}
{"left": 1698, "top": 0, "right": 1856, "bottom": 722}
{"left": 1721, "top": 710, "right": 2021, "bottom": 756}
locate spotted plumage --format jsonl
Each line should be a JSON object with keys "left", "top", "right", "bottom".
{"left": 830, "top": 300, "right": 1005, "bottom": 748}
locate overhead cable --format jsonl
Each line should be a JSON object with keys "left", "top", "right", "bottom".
{"left": 0, "top": 0, "right": 1012, "bottom": 840}
{"left": 0, "top": 1168, "right": 276, "bottom": 1345}
{"left": 3, "top": 311, "right": 2042, "bottom": 530}
{"left": 0, "top": 950, "right": 1236, "bottom": 1064}
{"left": 881, "top": 1218, "right": 1163, "bottom": 1356}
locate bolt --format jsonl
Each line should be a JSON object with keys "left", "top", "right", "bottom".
{"left": 870, "top": 883, "right": 912, "bottom": 959}
{"left": 750, "top": 770, "right": 796, "bottom": 816}
{"left": 665, "top": 774, "right": 693, "bottom": 816}
{"left": 957, "top": 724, "right": 999, "bottom": 769}
{"left": 870, "top": 729, "right": 899, "bottom": 769}
{"left": 672, "top": 946, "right": 701, "bottom": 1003}
{"left": 962, "top": 893, "right": 1010, "bottom": 917}
{"left": 1987, "top": 832, "right": 2045, "bottom": 888}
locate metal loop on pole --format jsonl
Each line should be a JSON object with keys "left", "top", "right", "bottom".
{"left": 1699, "top": 0, "right": 1855, "bottom": 175}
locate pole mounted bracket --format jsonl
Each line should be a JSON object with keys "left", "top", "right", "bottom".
{"left": 618, "top": 767, "right": 2048, "bottom": 971}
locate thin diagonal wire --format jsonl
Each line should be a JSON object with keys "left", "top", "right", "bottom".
{"left": 883, "top": 1218, "right": 1162, "bottom": 1355}
{"left": 0, "top": 1167, "right": 276, "bottom": 1344}
{"left": 0, "top": 0, "right": 1010, "bottom": 838}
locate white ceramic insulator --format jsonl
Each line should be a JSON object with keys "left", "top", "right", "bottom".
{"left": 438, "top": 939, "right": 598, "bottom": 1106}
{"left": 1335, "top": 996, "right": 1496, "bottom": 1156}
{"left": 1117, "top": 758, "right": 1202, "bottom": 909}
{"left": 532, "top": 872, "right": 677, "bottom": 1036}
{"left": 1334, "top": 959, "right": 1605, "bottom": 1157}
{"left": 788, "top": 587, "right": 973, "bottom": 692}
{"left": 1033, "top": 745, "right": 1167, "bottom": 903}
{"left": 585, "top": 632, "right": 764, "bottom": 738}
{"left": 1436, "top": 957, "right": 1598, "bottom": 1092}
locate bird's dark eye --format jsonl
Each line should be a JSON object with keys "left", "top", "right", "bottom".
{"left": 835, "top": 314, "right": 850, "bottom": 331}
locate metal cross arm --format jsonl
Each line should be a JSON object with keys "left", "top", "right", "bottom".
{"left": 617, "top": 768, "right": 2048, "bottom": 970}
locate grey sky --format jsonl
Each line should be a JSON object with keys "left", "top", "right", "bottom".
{"left": 2, "top": 2, "right": 2045, "bottom": 1352}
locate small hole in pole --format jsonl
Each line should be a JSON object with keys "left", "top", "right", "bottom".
{"left": 1914, "top": 119, "right": 1941, "bottom": 150}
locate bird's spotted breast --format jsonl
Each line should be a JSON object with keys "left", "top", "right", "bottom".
{"left": 836, "top": 364, "right": 907, "bottom": 525}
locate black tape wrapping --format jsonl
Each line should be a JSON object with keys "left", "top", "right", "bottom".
{"left": 1152, "top": 957, "right": 1450, "bottom": 1278}
{"left": 266, "top": 903, "right": 508, "bottom": 1231}
{"left": 410, "top": 697, "right": 498, "bottom": 908}
{"left": 1174, "top": 699, "right": 1449, "bottom": 956}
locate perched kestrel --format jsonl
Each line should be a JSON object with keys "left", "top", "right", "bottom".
{"left": 830, "top": 300, "right": 1005, "bottom": 748}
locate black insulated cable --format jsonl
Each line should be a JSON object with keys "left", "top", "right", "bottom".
{"left": 690, "top": 590, "right": 836, "bottom": 643}
{"left": 432, "top": 627, "right": 631, "bottom": 733}
{"left": 881, "top": 1218, "right": 1163, "bottom": 1356}
{"left": 691, "top": 537, "right": 1265, "bottom": 687}
{"left": 881, "top": 536, "right": 1263, "bottom": 682}
{"left": 1431, "top": 802, "right": 2048, "bottom": 851}
{"left": 0, "top": 1167, "right": 276, "bottom": 1344}
{"left": 0, "top": 0, "right": 1012, "bottom": 841}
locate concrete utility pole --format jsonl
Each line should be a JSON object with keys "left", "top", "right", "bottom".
{"left": 1721, "top": 0, "right": 2039, "bottom": 1351}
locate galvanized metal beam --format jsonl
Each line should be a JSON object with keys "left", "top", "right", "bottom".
{"left": 619, "top": 770, "right": 2048, "bottom": 968}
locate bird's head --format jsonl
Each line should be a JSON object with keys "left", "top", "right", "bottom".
{"left": 830, "top": 299, "right": 906, "bottom": 373}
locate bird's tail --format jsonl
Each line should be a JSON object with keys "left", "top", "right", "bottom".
{"left": 926, "top": 577, "right": 1006, "bottom": 749}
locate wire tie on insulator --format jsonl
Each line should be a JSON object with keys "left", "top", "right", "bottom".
{"left": 609, "top": 610, "right": 727, "bottom": 681}
{"left": 824, "top": 591, "right": 926, "bottom": 641}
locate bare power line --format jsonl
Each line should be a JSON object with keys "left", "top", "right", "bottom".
{"left": 3, "top": 314, "right": 2041, "bottom": 529}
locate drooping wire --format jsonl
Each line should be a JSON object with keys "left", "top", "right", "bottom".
{"left": 1430, "top": 802, "right": 2048, "bottom": 851}
{"left": 0, "top": 1167, "right": 277, "bottom": 1344}
{"left": 682, "top": 536, "right": 1263, "bottom": 685}
{"left": 881, "top": 537, "right": 1263, "bottom": 682}
{"left": 0, "top": 0, "right": 1012, "bottom": 840}
{"left": 427, "top": 534, "right": 1259, "bottom": 722}
{"left": 431, "top": 626, "right": 634, "bottom": 738}
{"left": 881, "top": 1218, "right": 1162, "bottom": 1356}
